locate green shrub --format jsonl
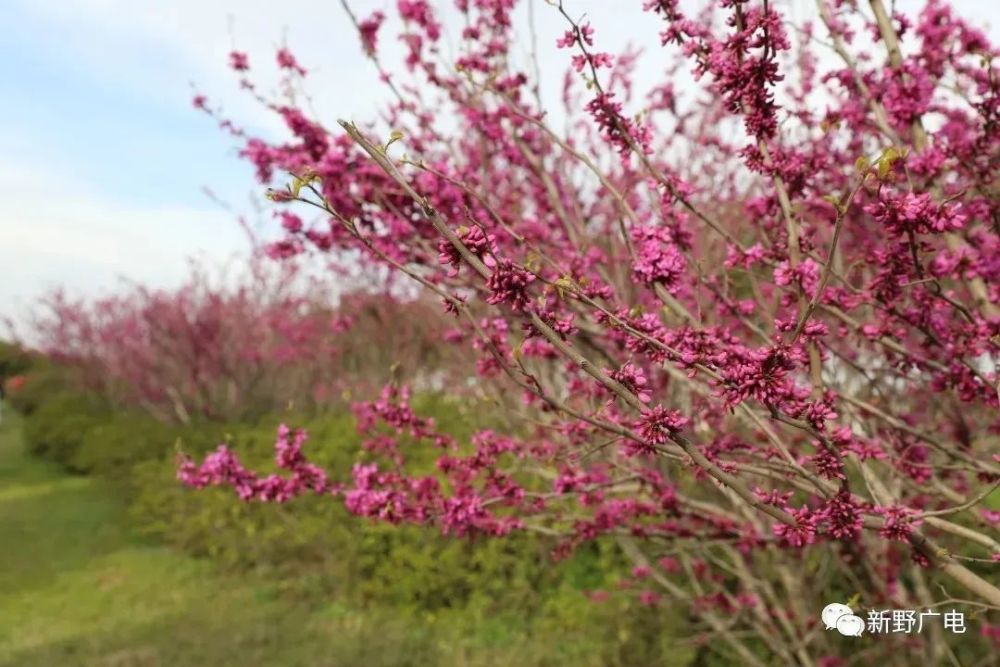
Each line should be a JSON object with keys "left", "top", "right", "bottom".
{"left": 129, "top": 403, "right": 618, "bottom": 611}
{"left": 14, "top": 387, "right": 697, "bottom": 664}
{"left": 22, "top": 393, "right": 110, "bottom": 470}
{"left": 130, "top": 414, "right": 363, "bottom": 573}
{"left": 72, "top": 413, "right": 185, "bottom": 479}
{"left": 4, "top": 361, "right": 68, "bottom": 417}
{"left": 0, "top": 341, "right": 32, "bottom": 378}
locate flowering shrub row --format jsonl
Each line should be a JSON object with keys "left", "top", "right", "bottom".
{"left": 32, "top": 256, "right": 459, "bottom": 422}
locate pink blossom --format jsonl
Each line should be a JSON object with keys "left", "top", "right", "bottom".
{"left": 638, "top": 590, "right": 662, "bottom": 606}
{"left": 772, "top": 505, "right": 821, "bottom": 548}
{"left": 358, "top": 11, "right": 386, "bottom": 56}
{"left": 874, "top": 505, "right": 922, "bottom": 542}
{"left": 275, "top": 48, "right": 307, "bottom": 76}
{"left": 631, "top": 226, "right": 686, "bottom": 293}
{"left": 228, "top": 51, "right": 249, "bottom": 71}
{"left": 485, "top": 260, "right": 535, "bottom": 311}
{"left": 608, "top": 362, "right": 652, "bottom": 404}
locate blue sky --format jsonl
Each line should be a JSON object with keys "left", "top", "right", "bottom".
{"left": 0, "top": 0, "right": 405, "bottom": 331}
{"left": 2, "top": 0, "right": 997, "bottom": 332}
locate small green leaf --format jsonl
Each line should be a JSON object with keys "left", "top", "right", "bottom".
{"left": 554, "top": 276, "right": 574, "bottom": 300}
{"left": 384, "top": 129, "right": 405, "bottom": 152}
{"left": 874, "top": 146, "right": 906, "bottom": 180}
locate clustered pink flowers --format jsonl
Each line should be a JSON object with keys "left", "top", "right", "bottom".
{"left": 178, "top": 425, "right": 331, "bottom": 502}
{"left": 35, "top": 257, "right": 458, "bottom": 421}
{"left": 171, "top": 0, "right": 1000, "bottom": 662}
{"left": 631, "top": 225, "right": 687, "bottom": 292}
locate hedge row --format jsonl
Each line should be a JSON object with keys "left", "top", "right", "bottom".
{"left": 9, "top": 359, "right": 698, "bottom": 666}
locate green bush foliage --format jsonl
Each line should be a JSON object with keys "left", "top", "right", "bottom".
{"left": 3, "top": 352, "right": 62, "bottom": 417}
{"left": 73, "top": 413, "right": 186, "bottom": 478}
{"left": 0, "top": 341, "right": 32, "bottom": 379}
{"left": 13, "top": 373, "right": 697, "bottom": 665}
{"left": 22, "top": 393, "right": 110, "bottom": 470}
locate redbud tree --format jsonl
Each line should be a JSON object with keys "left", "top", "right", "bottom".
{"left": 181, "top": 0, "right": 999, "bottom": 662}
{"left": 35, "top": 255, "right": 456, "bottom": 421}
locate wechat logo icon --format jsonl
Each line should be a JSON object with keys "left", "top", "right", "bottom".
{"left": 822, "top": 603, "right": 865, "bottom": 637}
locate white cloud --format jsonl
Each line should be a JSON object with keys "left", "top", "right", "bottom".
{"left": 0, "top": 156, "right": 243, "bottom": 330}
